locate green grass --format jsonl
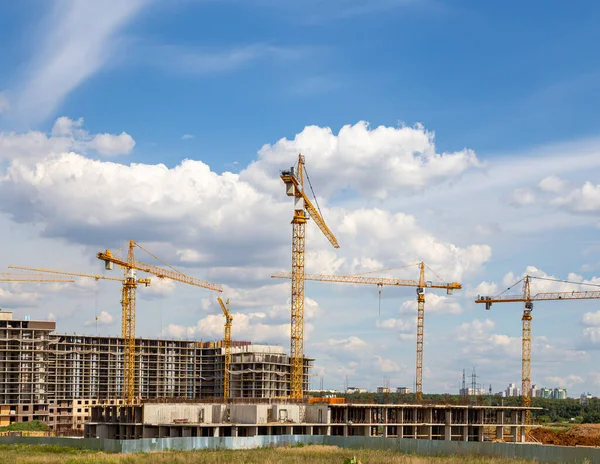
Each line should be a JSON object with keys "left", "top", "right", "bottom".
{"left": 0, "top": 420, "right": 50, "bottom": 432}
{"left": 0, "top": 444, "right": 535, "bottom": 464}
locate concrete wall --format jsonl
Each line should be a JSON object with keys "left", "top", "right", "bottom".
{"left": 305, "top": 405, "right": 328, "bottom": 424}
{"left": 230, "top": 405, "right": 270, "bottom": 424}
{"left": 143, "top": 404, "right": 211, "bottom": 425}
{"left": 271, "top": 404, "right": 301, "bottom": 423}
{"left": 2, "top": 434, "right": 600, "bottom": 463}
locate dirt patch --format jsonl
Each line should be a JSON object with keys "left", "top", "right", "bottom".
{"left": 529, "top": 425, "right": 600, "bottom": 447}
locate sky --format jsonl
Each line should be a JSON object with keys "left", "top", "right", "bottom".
{"left": 1, "top": 0, "right": 600, "bottom": 397}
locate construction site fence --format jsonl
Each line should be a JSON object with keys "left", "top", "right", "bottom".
{"left": 142, "top": 397, "right": 309, "bottom": 405}
{"left": 1, "top": 434, "right": 600, "bottom": 462}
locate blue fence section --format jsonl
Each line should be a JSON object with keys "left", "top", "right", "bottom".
{"left": 1, "top": 434, "right": 599, "bottom": 463}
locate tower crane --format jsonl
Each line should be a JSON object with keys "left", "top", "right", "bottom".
{"left": 272, "top": 262, "right": 461, "bottom": 401}
{"left": 475, "top": 275, "right": 600, "bottom": 427}
{"left": 217, "top": 297, "right": 233, "bottom": 401}
{"left": 281, "top": 154, "right": 340, "bottom": 399}
{"left": 97, "top": 239, "right": 222, "bottom": 404}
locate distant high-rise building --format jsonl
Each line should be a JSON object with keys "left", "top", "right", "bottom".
{"left": 506, "top": 383, "right": 521, "bottom": 397}
{"left": 396, "top": 387, "right": 411, "bottom": 394}
{"left": 553, "top": 388, "right": 567, "bottom": 400}
{"left": 377, "top": 387, "right": 390, "bottom": 394}
{"left": 530, "top": 384, "right": 539, "bottom": 398}
{"left": 539, "top": 387, "right": 553, "bottom": 399}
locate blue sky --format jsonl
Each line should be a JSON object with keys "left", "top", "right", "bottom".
{"left": 1, "top": 0, "right": 600, "bottom": 396}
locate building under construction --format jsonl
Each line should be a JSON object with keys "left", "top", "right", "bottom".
{"left": 0, "top": 311, "right": 312, "bottom": 432}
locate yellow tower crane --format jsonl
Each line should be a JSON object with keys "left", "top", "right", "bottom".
{"left": 272, "top": 262, "right": 461, "bottom": 401}
{"left": 475, "top": 275, "right": 600, "bottom": 427}
{"left": 281, "top": 154, "right": 340, "bottom": 399}
{"left": 97, "top": 239, "right": 223, "bottom": 404}
{"left": 217, "top": 297, "right": 233, "bottom": 401}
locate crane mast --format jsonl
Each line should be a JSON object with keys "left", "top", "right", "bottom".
{"left": 217, "top": 297, "right": 233, "bottom": 401}
{"left": 272, "top": 262, "right": 461, "bottom": 401}
{"left": 415, "top": 262, "right": 425, "bottom": 402}
{"left": 281, "top": 154, "right": 339, "bottom": 399}
{"left": 476, "top": 275, "right": 600, "bottom": 428}
{"left": 98, "top": 239, "right": 222, "bottom": 404}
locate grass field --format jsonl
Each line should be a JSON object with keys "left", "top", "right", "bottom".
{"left": 0, "top": 444, "right": 535, "bottom": 464}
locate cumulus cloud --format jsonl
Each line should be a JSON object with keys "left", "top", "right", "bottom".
{"left": 0, "top": 286, "right": 39, "bottom": 308}
{"left": 398, "top": 293, "right": 464, "bottom": 315}
{"left": 468, "top": 281, "right": 499, "bottom": 298}
{"left": 0, "top": 117, "right": 136, "bottom": 161}
{"left": 165, "top": 311, "right": 292, "bottom": 345}
{"left": 242, "top": 121, "right": 481, "bottom": 199}
{"left": 181, "top": 134, "right": 195, "bottom": 140}
{"left": 374, "top": 355, "right": 401, "bottom": 373}
{"left": 582, "top": 311, "right": 600, "bottom": 327}
{"left": 376, "top": 317, "right": 413, "bottom": 332}
{"left": 545, "top": 375, "right": 584, "bottom": 389}
{"left": 552, "top": 182, "right": 600, "bottom": 214}
{"left": 537, "top": 175, "right": 566, "bottom": 193}
{"left": 88, "top": 132, "right": 135, "bottom": 156}
{"left": 84, "top": 310, "right": 114, "bottom": 327}
{"left": 508, "top": 188, "right": 535, "bottom": 207}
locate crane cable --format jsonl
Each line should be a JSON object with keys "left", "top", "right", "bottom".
{"left": 493, "top": 275, "right": 600, "bottom": 299}
{"left": 303, "top": 166, "right": 326, "bottom": 223}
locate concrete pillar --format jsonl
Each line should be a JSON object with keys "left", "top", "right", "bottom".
{"left": 267, "top": 425, "right": 272, "bottom": 435}
{"left": 462, "top": 426, "right": 468, "bottom": 442}
{"left": 343, "top": 425, "right": 348, "bottom": 437}
{"left": 510, "top": 427, "right": 519, "bottom": 442}
{"left": 213, "top": 427, "right": 219, "bottom": 438}
{"left": 383, "top": 426, "right": 388, "bottom": 438}
{"left": 231, "top": 426, "right": 238, "bottom": 437}
{"left": 496, "top": 426, "right": 503, "bottom": 441}
{"left": 364, "top": 425, "right": 370, "bottom": 437}
{"left": 285, "top": 426, "right": 293, "bottom": 435}
{"left": 427, "top": 425, "right": 432, "bottom": 440}
{"left": 326, "top": 426, "right": 331, "bottom": 436}
{"left": 398, "top": 425, "right": 404, "bottom": 438}
{"left": 444, "top": 410, "right": 452, "bottom": 440}
{"left": 307, "top": 426, "right": 313, "bottom": 435}
{"left": 477, "top": 426, "right": 484, "bottom": 442}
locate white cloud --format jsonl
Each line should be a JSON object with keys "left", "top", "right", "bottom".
{"left": 0, "top": 117, "right": 136, "bottom": 161}
{"left": 582, "top": 311, "right": 600, "bottom": 327}
{"left": 374, "top": 355, "right": 401, "bottom": 373}
{"left": 181, "top": 134, "right": 195, "bottom": 140}
{"left": 468, "top": 281, "right": 499, "bottom": 298}
{"left": 537, "top": 175, "right": 566, "bottom": 193}
{"left": 321, "top": 336, "right": 368, "bottom": 354}
{"left": 552, "top": 182, "right": 600, "bottom": 214}
{"left": 88, "top": 132, "right": 135, "bottom": 156}
{"left": 243, "top": 121, "right": 480, "bottom": 199}
{"left": 398, "top": 293, "right": 464, "bottom": 315}
{"left": 139, "top": 278, "right": 176, "bottom": 300}
{"left": 545, "top": 375, "right": 584, "bottom": 389}
{"left": 13, "top": 0, "right": 149, "bottom": 124}
{"left": 84, "top": 310, "right": 114, "bottom": 327}
{"left": 52, "top": 116, "right": 84, "bottom": 136}
{"left": 0, "top": 285, "right": 39, "bottom": 308}
{"left": 164, "top": 311, "right": 292, "bottom": 345}
{"left": 376, "top": 317, "right": 413, "bottom": 332}
{"left": 508, "top": 188, "right": 535, "bottom": 207}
